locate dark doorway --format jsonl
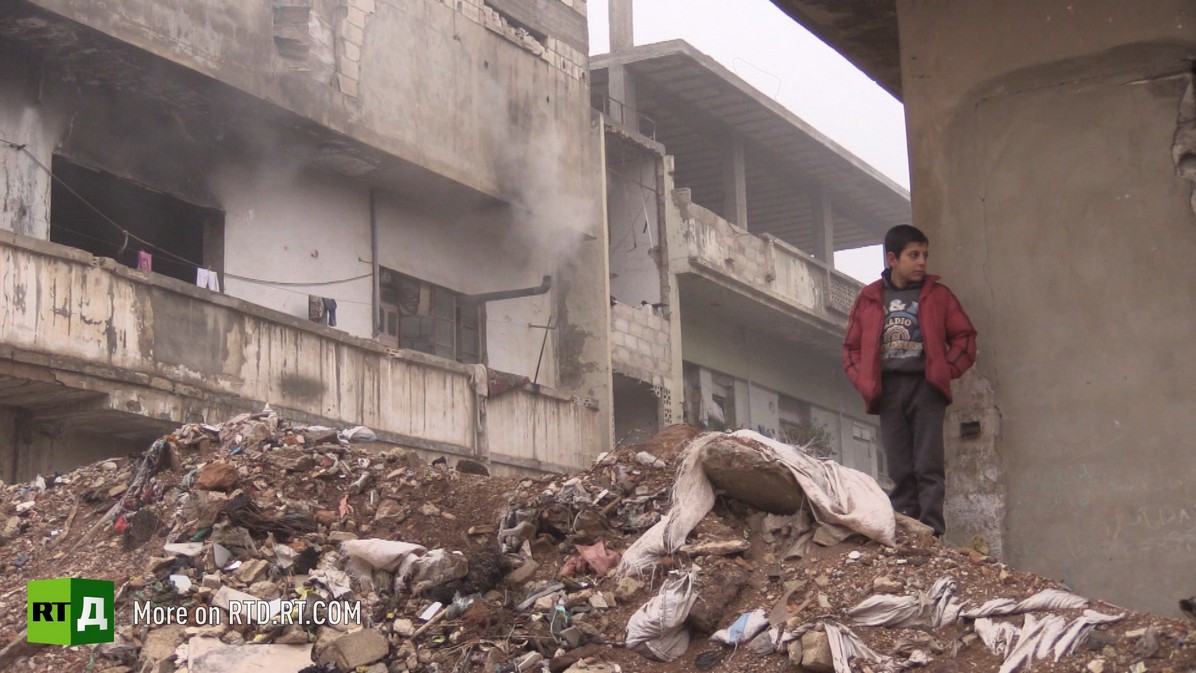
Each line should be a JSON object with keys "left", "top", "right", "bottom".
{"left": 49, "top": 157, "right": 223, "bottom": 285}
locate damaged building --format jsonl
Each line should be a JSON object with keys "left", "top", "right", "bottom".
{"left": 0, "top": 0, "right": 612, "bottom": 480}
{"left": 592, "top": 19, "right": 911, "bottom": 482}
{"left": 770, "top": 0, "right": 1196, "bottom": 615}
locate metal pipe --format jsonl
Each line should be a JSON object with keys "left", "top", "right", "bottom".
{"left": 369, "top": 189, "right": 379, "bottom": 337}
{"left": 459, "top": 275, "right": 552, "bottom": 305}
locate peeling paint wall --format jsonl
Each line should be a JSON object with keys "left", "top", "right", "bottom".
{"left": 0, "top": 67, "right": 55, "bottom": 240}
{"left": 898, "top": 0, "right": 1196, "bottom": 615}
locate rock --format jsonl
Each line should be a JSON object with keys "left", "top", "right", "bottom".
{"left": 558, "top": 626, "right": 584, "bottom": 649}
{"left": 687, "top": 565, "right": 750, "bottom": 633}
{"left": 613, "top": 577, "right": 643, "bottom": 603}
{"left": 678, "top": 539, "right": 750, "bottom": 557}
{"left": 235, "top": 558, "right": 269, "bottom": 584}
{"left": 1087, "top": 659, "right": 1107, "bottom": 673}
{"left": 873, "top": 576, "right": 905, "bottom": 594}
{"left": 188, "top": 638, "right": 312, "bottom": 673}
{"left": 588, "top": 593, "right": 609, "bottom": 610}
{"left": 699, "top": 438, "right": 807, "bottom": 514}
{"left": 393, "top": 618, "right": 415, "bottom": 637}
{"left": 894, "top": 512, "right": 935, "bottom": 536}
{"left": 317, "top": 629, "right": 390, "bottom": 669}
{"left": 329, "top": 531, "right": 358, "bottom": 542}
{"left": 141, "top": 625, "right": 185, "bottom": 664}
{"left": 801, "top": 630, "right": 834, "bottom": 673}
{"left": 275, "top": 625, "right": 309, "bottom": 644}
{"left": 196, "top": 462, "right": 239, "bottom": 491}
{"left": 456, "top": 459, "right": 490, "bottom": 476}
{"left": 0, "top": 516, "right": 20, "bottom": 543}
{"left": 374, "top": 499, "right": 407, "bottom": 526}
{"left": 247, "top": 581, "right": 279, "bottom": 599}
{"left": 202, "top": 573, "right": 222, "bottom": 589}
{"left": 787, "top": 639, "right": 804, "bottom": 665}
{"left": 505, "top": 559, "right": 539, "bottom": 585}
{"left": 419, "top": 503, "right": 442, "bottom": 517}
{"left": 315, "top": 510, "right": 338, "bottom": 526}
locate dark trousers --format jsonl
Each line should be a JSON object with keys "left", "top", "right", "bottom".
{"left": 879, "top": 373, "right": 947, "bottom": 535}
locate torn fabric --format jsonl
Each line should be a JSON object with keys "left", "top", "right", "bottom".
{"left": 625, "top": 570, "right": 700, "bottom": 662}
{"left": 619, "top": 430, "right": 895, "bottom": 575}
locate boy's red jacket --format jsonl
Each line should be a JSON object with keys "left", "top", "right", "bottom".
{"left": 842, "top": 274, "right": 977, "bottom": 414}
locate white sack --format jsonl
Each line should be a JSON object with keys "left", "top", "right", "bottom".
{"left": 625, "top": 570, "right": 700, "bottom": 662}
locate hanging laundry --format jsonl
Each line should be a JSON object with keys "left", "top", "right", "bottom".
{"left": 196, "top": 269, "right": 221, "bottom": 292}
{"left": 137, "top": 250, "right": 152, "bottom": 271}
{"left": 322, "top": 298, "right": 338, "bottom": 327}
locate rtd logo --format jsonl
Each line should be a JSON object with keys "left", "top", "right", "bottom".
{"left": 26, "top": 579, "right": 115, "bottom": 645}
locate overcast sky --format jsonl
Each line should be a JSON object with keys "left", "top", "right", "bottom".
{"left": 587, "top": 0, "right": 908, "bottom": 282}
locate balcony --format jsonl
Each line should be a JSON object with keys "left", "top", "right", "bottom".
{"left": 0, "top": 231, "right": 602, "bottom": 479}
{"left": 673, "top": 189, "right": 862, "bottom": 353}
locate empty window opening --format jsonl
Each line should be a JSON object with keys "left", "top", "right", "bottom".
{"left": 49, "top": 157, "right": 223, "bottom": 286}
{"left": 377, "top": 267, "right": 482, "bottom": 364}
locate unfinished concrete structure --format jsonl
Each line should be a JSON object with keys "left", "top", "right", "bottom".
{"left": 773, "top": 0, "right": 1196, "bottom": 614}
{"left": 591, "top": 37, "right": 911, "bottom": 481}
{"left": 0, "top": 0, "right": 612, "bottom": 480}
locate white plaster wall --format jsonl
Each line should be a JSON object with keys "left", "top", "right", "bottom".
{"left": 219, "top": 167, "right": 374, "bottom": 339}
{"left": 607, "top": 154, "right": 661, "bottom": 305}
{"left": 0, "top": 65, "right": 57, "bottom": 240}
{"left": 747, "top": 383, "right": 780, "bottom": 436}
{"left": 375, "top": 194, "right": 557, "bottom": 385}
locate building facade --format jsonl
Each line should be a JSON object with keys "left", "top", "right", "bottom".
{"left": 0, "top": 0, "right": 612, "bottom": 480}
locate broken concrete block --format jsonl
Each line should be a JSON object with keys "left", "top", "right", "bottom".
{"left": 234, "top": 558, "right": 269, "bottom": 584}
{"left": 801, "top": 630, "right": 834, "bottom": 673}
{"left": 505, "top": 559, "right": 538, "bottom": 585}
{"left": 140, "top": 625, "right": 185, "bottom": 665}
{"left": 678, "top": 539, "right": 750, "bottom": 557}
{"left": 317, "top": 628, "right": 389, "bottom": 669}
{"left": 872, "top": 576, "right": 905, "bottom": 594}
{"left": 699, "top": 438, "right": 806, "bottom": 514}
{"left": 188, "top": 638, "right": 313, "bottom": 673}
{"left": 196, "top": 462, "right": 239, "bottom": 491}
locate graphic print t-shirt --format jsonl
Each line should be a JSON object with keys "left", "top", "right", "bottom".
{"left": 881, "top": 284, "right": 924, "bottom": 373}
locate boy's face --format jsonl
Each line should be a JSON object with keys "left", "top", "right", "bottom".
{"left": 886, "top": 242, "right": 929, "bottom": 288}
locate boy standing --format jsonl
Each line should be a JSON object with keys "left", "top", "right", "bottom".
{"left": 842, "top": 225, "right": 977, "bottom": 536}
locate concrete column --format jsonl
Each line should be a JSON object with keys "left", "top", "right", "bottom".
{"left": 722, "top": 132, "right": 748, "bottom": 229}
{"left": 607, "top": 66, "right": 637, "bottom": 129}
{"left": 810, "top": 187, "right": 835, "bottom": 264}
{"left": 608, "top": 0, "right": 634, "bottom": 52}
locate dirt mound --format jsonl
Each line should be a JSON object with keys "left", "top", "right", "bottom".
{"left": 0, "top": 415, "right": 1193, "bottom": 673}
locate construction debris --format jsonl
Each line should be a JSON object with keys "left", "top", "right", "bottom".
{"left": 1, "top": 417, "right": 1195, "bottom": 673}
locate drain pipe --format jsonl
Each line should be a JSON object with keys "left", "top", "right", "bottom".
{"left": 369, "top": 189, "right": 380, "bottom": 337}
{"left": 459, "top": 275, "right": 552, "bottom": 305}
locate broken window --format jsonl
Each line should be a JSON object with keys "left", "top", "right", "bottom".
{"left": 377, "top": 268, "right": 482, "bottom": 364}
{"left": 49, "top": 157, "right": 223, "bottom": 286}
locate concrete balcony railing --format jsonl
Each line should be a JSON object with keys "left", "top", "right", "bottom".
{"left": 674, "top": 189, "right": 861, "bottom": 326}
{"left": 0, "top": 231, "right": 601, "bottom": 476}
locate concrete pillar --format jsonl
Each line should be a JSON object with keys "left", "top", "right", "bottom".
{"left": 810, "top": 187, "right": 835, "bottom": 264}
{"left": 609, "top": 0, "right": 634, "bottom": 52}
{"left": 607, "top": 66, "right": 638, "bottom": 129}
{"left": 722, "top": 132, "right": 748, "bottom": 229}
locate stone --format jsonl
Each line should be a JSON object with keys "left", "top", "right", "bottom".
{"left": 456, "top": 459, "right": 490, "bottom": 476}
{"left": 196, "top": 462, "right": 239, "bottom": 491}
{"left": 787, "top": 639, "right": 804, "bottom": 665}
{"left": 1087, "top": 659, "right": 1106, "bottom": 673}
{"left": 699, "top": 438, "right": 807, "bottom": 514}
{"left": 329, "top": 531, "right": 358, "bottom": 542}
{"left": 0, "top": 515, "right": 20, "bottom": 542}
{"left": 873, "top": 576, "right": 905, "bottom": 594}
{"left": 613, "top": 577, "right": 643, "bottom": 603}
{"left": 505, "top": 559, "right": 538, "bottom": 585}
{"left": 202, "top": 573, "right": 222, "bottom": 589}
{"left": 315, "top": 510, "right": 338, "bottom": 526}
{"left": 801, "top": 630, "right": 834, "bottom": 673}
{"left": 317, "top": 629, "right": 390, "bottom": 669}
{"left": 419, "top": 503, "right": 442, "bottom": 517}
{"left": 686, "top": 565, "right": 749, "bottom": 633}
{"left": 188, "top": 638, "right": 312, "bottom": 673}
{"left": 374, "top": 499, "right": 407, "bottom": 526}
{"left": 234, "top": 558, "right": 269, "bottom": 584}
{"left": 393, "top": 618, "right": 415, "bottom": 637}
{"left": 275, "top": 625, "right": 309, "bottom": 644}
{"left": 141, "top": 625, "right": 185, "bottom": 664}
{"left": 678, "top": 539, "right": 750, "bottom": 557}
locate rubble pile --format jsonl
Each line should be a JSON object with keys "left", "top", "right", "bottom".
{"left": 1, "top": 413, "right": 1195, "bottom": 673}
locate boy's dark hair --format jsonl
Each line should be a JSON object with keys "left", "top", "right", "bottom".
{"left": 884, "top": 224, "right": 929, "bottom": 259}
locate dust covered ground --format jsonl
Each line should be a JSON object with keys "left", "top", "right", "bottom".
{"left": 1, "top": 415, "right": 1194, "bottom": 673}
